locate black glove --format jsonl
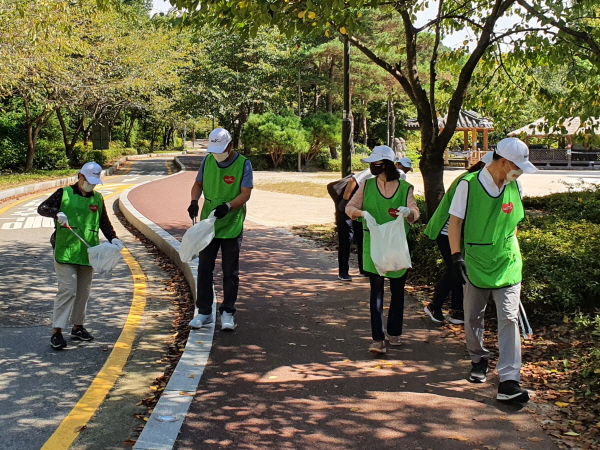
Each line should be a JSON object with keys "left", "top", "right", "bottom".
{"left": 452, "top": 252, "right": 468, "bottom": 285}
{"left": 188, "top": 200, "right": 199, "bottom": 219}
{"left": 213, "top": 202, "right": 231, "bottom": 219}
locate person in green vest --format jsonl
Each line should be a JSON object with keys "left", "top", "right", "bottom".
{"left": 38, "top": 162, "right": 123, "bottom": 350}
{"left": 187, "top": 128, "right": 253, "bottom": 332}
{"left": 423, "top": 156, "right": 489, "bottom": 324}
{"left": 346, "top": 146, "right": 420, "bottom": 354}
{"left": 448, "top": 138, "right": 536, "bottom": 403}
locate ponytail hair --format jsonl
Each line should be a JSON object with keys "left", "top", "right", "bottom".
{"left": 383, "top": 159, "right": 400, "bottom": 181}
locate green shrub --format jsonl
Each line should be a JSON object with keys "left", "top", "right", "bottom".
{"left": 246, "top": 154, "right": 270, "bottom": 171}
{"left": 136, "top": 139, "right": 151, "bottom": 153}
{"left": 322, "top": 154, "right": 369, "bottom": 173}
{"left": 241, "top": 112, "right": 309, "bottom": 168}
{"left": 523, "top": 187, "right": 600, "bottom": 224}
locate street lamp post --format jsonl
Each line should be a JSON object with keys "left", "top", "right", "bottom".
{"left": 341, "top": 36, "right": 353, "bottom": 177}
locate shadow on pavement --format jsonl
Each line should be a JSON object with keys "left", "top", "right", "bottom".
{"left": 175, "top": 225, "right": 554, "bottom": 450}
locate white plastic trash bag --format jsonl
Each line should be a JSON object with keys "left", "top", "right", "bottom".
{"left": 179, "top": 211, "right": 217, "bottom": 263}
{"left": 88, "top": 242, "right": 123, "bottom": 278}
{"left": 362, "top": 211, "right": 412, "bottom": 276}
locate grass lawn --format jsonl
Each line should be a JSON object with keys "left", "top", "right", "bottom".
{"left": 253, "top": 180, "right": 329, "bottom": 198}
{"left": 0, "top": 169, "right": 79, "bottom": 190}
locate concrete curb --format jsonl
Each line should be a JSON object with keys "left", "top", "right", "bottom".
{"left": 0, "top": 152, "right": 186, "bottom": 202}
{"left": 118, "top": 157, "right": 217, "bottom": 450}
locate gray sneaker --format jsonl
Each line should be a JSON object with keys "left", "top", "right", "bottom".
{"left": 385, "top": 332, "right": 402, "bottom": 346}
{"left": 369, "top": 340, "right": 386, "bottom": 354}
{"left": 221, "top": 312, "right": 236, "bottom": 331}
{"left": 189, "top": 313, "right": 213, "bottom": 329}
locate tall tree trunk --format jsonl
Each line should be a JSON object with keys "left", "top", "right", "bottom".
{"left": 124, "top": 113, "right": 136, "bottom": 147}
{"left": 390, "top": 101, "right": 396, "bottom": 149}
{"left": 361, "top": 112, "right": 368, "bottom": 146}
{"left": 22, "top": 96, "right": 53, "bottom": 172}
{"left": 56, "top": 108, "right": 71, "bottom": 160}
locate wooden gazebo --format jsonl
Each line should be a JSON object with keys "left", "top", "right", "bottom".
{"left": 508, "top": 117, "right": 600, "bottom": 148}
{"left": 407, "top": 110, "right": 494, "bottom": 164}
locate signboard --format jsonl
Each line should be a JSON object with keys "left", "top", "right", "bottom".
{"left": 91, "top": 120, "right": 110, "bottom": 150}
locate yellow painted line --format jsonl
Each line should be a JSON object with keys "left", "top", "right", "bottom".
{"left": 0, "top": 192, "right": 49, "bottom": 215}
{"left": 164, "top": 160, "right": 173, "bottom": 175}
{"left": 40, "top": 246, "right": 147, "bottom": 450}
{"left": 102, "top": 185, "right": 135, "bottom": 202}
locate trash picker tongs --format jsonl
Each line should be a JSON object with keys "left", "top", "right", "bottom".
{"left": 65, "top": 225, "right": 91, "bottom": 249}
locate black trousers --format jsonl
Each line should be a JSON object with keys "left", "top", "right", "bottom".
{"left": 196, "top": 234, "right": 242, "bottom": 315}
{"left": 368, "top": 272, "right": 407, "bottom": 341}
{"left": 430, "top": 234, "right": 464, "bottom": 312}
{"left": 337, "top": 212, "right": 364, "bottom": 276}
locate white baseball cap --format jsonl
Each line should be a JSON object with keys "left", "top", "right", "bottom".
{"left": 396, "top": 156, "right": 413, "bottom": 171}
{"left": 496, "top": 138, "right": 538, "bottom": 173}
{"left": 480, "top": 151, "right": 493, "bottom": 164}
{"left": 79, "top": 162, "right": 103, "bottom": 185}
{"left": 361, "top": 145, "right": 395, "bottom": 163}
{"left": 207, "top": 128, "right": 232, "bottom": 154}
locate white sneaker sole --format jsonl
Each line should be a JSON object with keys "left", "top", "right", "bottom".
{"left": 424, "top": 306, "right": 444, "bottom": 323}
{"left": 369, "top": 347, "right": 387, "bottom": 354}
{"left": 221, "top": 323, "right": 237, "bottom": 331}
{"left": 497, "top": 391, "right": 529, "bottom": 402}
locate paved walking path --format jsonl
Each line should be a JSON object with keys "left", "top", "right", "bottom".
{"left": 126, "top": 156, "right": 557, "bottom": 449}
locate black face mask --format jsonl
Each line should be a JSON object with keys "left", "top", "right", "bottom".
{"left": 370, "top": 163, "right": 385, "bottom": 176}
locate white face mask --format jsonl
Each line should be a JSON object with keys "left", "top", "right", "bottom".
{"left": 213, "top": 151, "right": 229, "bottom": 162}
{"left": 504, "top": 165, "right": 523, "bottom": 182}
{"left": 81, "top": 181, "right": 96, "bottom": 192}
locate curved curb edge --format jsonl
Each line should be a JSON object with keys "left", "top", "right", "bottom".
{"left": 118, "top": 160, "right": 215, "bottom": 450}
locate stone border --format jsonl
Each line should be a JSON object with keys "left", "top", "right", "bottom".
{"left": 119, "top": 157, "right": 216, "bottom": 450}
{"left": 0, "top": 152, "right": 186, "bottom": 202}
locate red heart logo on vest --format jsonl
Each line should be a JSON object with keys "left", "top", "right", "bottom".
{"left": 502, "top": 202, "right": 514, "bottom": 214}
{"left": 223, "top": 176, "right": 235, "bottom": 185}
{"left": 388, "top": 208, "right": 399, "bottom": 218}
{"left": 89, "top": 205, "right": 98, "bottom": 213}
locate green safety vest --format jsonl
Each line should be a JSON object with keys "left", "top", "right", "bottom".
{"left": 54, "top": 186, "right": 103, "bottom": 266}
{"left": 462, "top": 171, "right": 524, "bottom": 289}
{"left": 200, "top": 153, "right": 246, "bottom": 239}
{"left": 362, "top": 177, "right": 411, "bottom": 278}
{"left": 424, "top": 171, "right": 470, "bottom": 240}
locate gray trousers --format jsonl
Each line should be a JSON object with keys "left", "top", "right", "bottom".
{"left": 464, "top": 281, "right": 522, "bottom": 382}
{"left": 53, "top": 261, "right": 94, "bottom": 329}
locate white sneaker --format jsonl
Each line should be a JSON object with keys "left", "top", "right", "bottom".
{"left": 189, "top": 313, "right": 213, "bottom": 329}
{"left": 221, "top": 312, "right": 235, "bottom": 331}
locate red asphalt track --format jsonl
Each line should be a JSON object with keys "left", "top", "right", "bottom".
{"left": 127, "top": 158, "right": 557, "bottom": 450}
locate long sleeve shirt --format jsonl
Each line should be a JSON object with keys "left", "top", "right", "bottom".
{"left": 346, "top": 178, "right": 420, "bottom": 224}
{"left": 37, "top": 183, "right": 117, "bottom": 242}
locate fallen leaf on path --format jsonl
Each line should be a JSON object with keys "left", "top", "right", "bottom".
{"left": 123, "top": 439, "right": 137, "bottom": 445}
{"left": 564, "top": 431, "right": 580, "bottom": 436}
{"left": 555, "top": 401, "right": 570, "bottom": 407}
{"left": 526, "top": 437, "right": 544, "bottom": 442}
{"left": 449, "top": 435, "right": 468, "bottom": 441}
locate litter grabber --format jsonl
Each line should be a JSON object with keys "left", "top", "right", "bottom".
{"left": 518, "top": 300, "right": 534, "bottom": 340}
{"left": 64, "top": 225, "right": 123, "bottom": 277}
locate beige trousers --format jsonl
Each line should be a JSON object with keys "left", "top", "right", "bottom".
{"left": 53, "top": 261, "right": 94, "bottom": 329}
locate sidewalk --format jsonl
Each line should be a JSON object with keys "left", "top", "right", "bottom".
{"left": 124, "top": 160, "right": 557, "bottom": 450}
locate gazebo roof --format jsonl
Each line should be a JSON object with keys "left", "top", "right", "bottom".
{"left": 508, "top": 117, "right": 600, "bottom": 137}
{"left": 407, "top": 110, "right": 494, "bottom": 131}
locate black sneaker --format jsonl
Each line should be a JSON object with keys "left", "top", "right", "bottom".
{"left": 51, "top": 332, "right": 67, "bottom": 349}
{"left": 448, "top": 310, "right": 465, "bottom": 324}
{"left": 468, "top": 358, "right": 488, "bottom": 383}
{"left": 497, "top": 380, "right": 529, "bottom": 403}
{"left": 424, "top": 303, "right": 445, "bottom": 323}
{"left": 71, "top": 327, "right": 94, "bottom": 341}
{"left": 337, "top": 274, "right": 352, "bottom": 281}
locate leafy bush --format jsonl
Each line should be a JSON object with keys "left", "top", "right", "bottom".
{"left": 322, "top": 154, "right": 369, "bottom": 173}
{"left": 301, "top": 112, "right": 341, "bottom": 164}
{"left": 136, "top": 139, "right": 151, "bottom": 153}
{"left": 523, "top": 186, "right": 600, "bottom": 224}
{"left": 71, "top": 141, "right": 136, "bottom": 167}
{"left": 241, "top": 112, "right": 309, "bottom": 168}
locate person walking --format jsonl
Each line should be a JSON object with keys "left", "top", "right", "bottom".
{"left": 448, "top": 138, "right": 535, "bottom": 402}
{"left": 423, "top": 156, "right": 489, "bottom": 324}
{"left": 38, "top": 162, "right": 123, "bottom": 349}
{"left": 335, "top": 167, "right": 374, "bottom": 281}
{"left": 395, "top": 156, "right": 413, "bottom": 180}
{"left": 346, "top": 146, "right": 420, "bottom": 354}
{"left": 187, "top": 128, "right": 253, "bottom": 331}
